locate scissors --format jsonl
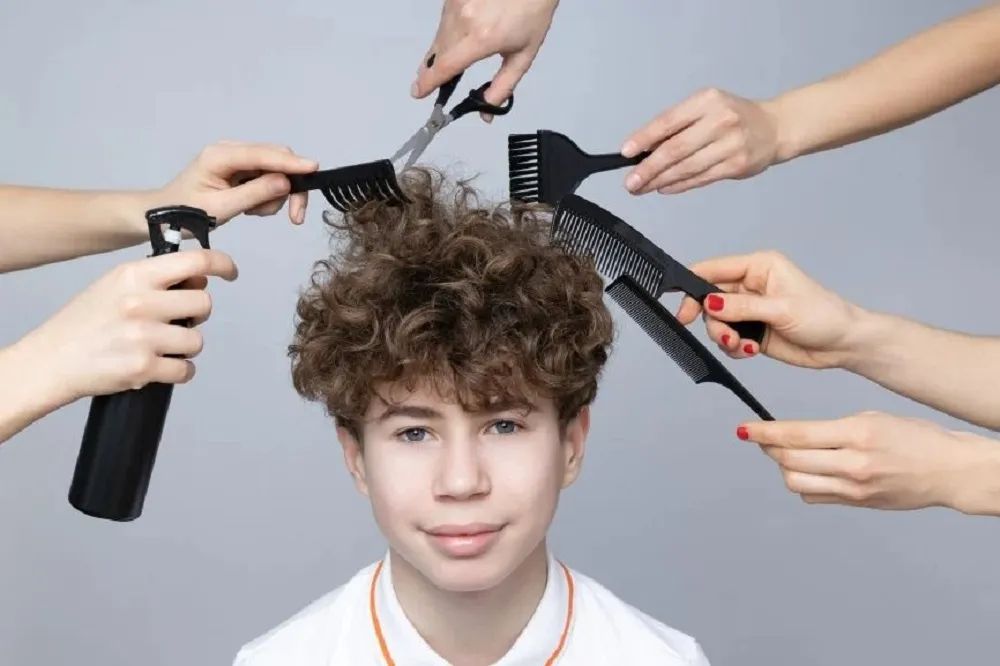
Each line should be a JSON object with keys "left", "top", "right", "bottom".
{"left": 392, "top": 72, "right": 514, "bottom": 169}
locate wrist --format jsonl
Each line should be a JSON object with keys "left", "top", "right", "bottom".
{"left": 103, "top": 189, "right": 154, "bottom": 244}
{"left": 833, "top": 306, "right": 895, "bottom": 374}
{"left": 761, "top": 92, "right": 804, "bottom": 165}
{"left": 942, "top": 432, "right": 1000, "bottom": 517}
{"left": 0, "top": 336, "right": 75, "bottom": 440}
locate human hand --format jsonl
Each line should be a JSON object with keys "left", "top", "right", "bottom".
{"left": 412, "top": 0, "right": 560, "bottom": 120}
{"left": 19, "top": 249, "right": 238, "bottom": 407}
{"left": 149, "top": 140, "right": 319, "bottom": 226}
{"left": 621, "top": 88, "right": 782, "bottom": 195}
{"left": 737, "top": 410, "right": 999, "bottom": 514}
{"left": 675, "top": 250, "right": 864, "bottom": 369}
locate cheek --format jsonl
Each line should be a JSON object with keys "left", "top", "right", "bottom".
{"left": 488, "top": 440, "right": 565, "bottom": 505}
{"left": 364, "top": 448, "right": 427, "bottom": 519}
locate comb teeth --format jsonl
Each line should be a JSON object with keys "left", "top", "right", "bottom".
{"left": 507, "top": 133, "right": 540, "bottom": 202}
{"left": 289, "top": 159, "right": 411, "bottom": 214}
{"left": 606, "top": 276, "right": 710, "bottom": 383}
{"left": 552, "top": 198, "right": 662, "bottom": 294}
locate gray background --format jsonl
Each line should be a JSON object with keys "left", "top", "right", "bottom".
{"left": 1, "top": 1, "right": 998, "bottom": 664}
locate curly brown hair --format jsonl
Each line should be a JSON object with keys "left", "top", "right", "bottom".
{"left": 288, "top": 165, "right": 615, "bottom": 438}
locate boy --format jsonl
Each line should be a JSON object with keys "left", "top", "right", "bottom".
{"left": 233, "top": 167, "right": 711, "bottom": 665}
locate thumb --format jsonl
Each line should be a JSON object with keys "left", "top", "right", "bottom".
{"left": 213, "top": 173, "right": 290, "bottom": 221}
{"left": 413, "top": 35, "right": 482, "bottom": 98}
{"left": 704, "top": 291, "right": 793, "bottom": 328}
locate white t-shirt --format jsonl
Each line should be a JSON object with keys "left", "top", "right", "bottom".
{"left": 233, "top": 550, "right": 710, "bottom": 665}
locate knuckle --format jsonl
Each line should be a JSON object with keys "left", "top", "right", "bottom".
{"left": 698, "top": 87, "right": 723, "bottom": 104}
{"left": 717, "top": 106, "right": 740, "bottom": 127}
{"left": 846, "top": 454, "right": 875, "bottom": 483}
{"left": 122, "top": 320, "right": 151, "bottom": 346}
{"left": 119, "top": 293, "right": 145, "bottom": 318}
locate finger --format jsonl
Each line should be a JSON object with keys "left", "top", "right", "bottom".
{"left": 656, "top": 157, "right": 743, "bottom": 195}
{"left": 140, "top": 249, "right": 239, "bottom": 288}
{"left": 644, "top": 132, "right": 741, "bottom": 194}
{"left": 413, "top": 35, "right": 484, "bottom": 98}
{"left": 780, "top": 469, "right": 862, "bottom": 498}
{"left": 146, "top": 288, "right": 214, "bottom": 325}
{"left": 216, "top": 173, "right": 292, "bottom": 221}
{"left": 738, "top": 419, "right": 850, "bottom": 449}
{"left": 620, "top": 94, "right": 705, "bottom": 158}
{"left": 763, "top": 446, "right": 848, "bottom": 475}
{"left": 625, "top": 121, "right": 720, "bottom": 194}
{"left": 176, "top": 275, "right": 208, "bottom": 291}
{"left": 479, "top": 53, "right": 532, "bottom": 122}
{"left": 245, "top": 194, "right": 288, "bottom": 218}
{"left": 147, "top": 322, "right": 205, "bottom": 358}
{"left": 800, "top": 494, "right": 852, "bottom": 505}
{"left": 703, "top": 316, "right": 743, "bottom": 354}
{"left": 675, "top": 295, "right": 704, "bottom": 325}
{"left": 147, "top": 357, "right": 197, "bottom": 385}
{"left": 200, "top": 142, "right": 318, "bottom": 178}
{"left": 288, "top": 191, "right": 308, "bottom": 224}
{"left": 685, "top": 254, "right": 759, "bottom": 286}
{"left": 702, "top": 291, "right": 792, "bottom": 330}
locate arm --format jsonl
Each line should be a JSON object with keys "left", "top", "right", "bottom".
{"left": 620, "top": 1, "right": 1000, "bottom": 195}
{"left": 0, "top": 186, "right": 150, "bottom": 273}
{"left": 771, "top": 1, "right": 1000, "bottom": 162}
{"left": 840, "top": 310, "right": 1000, "bottom": 432}
{"left": 0, "top": 337, "right": 71, "bottom": 444}
{"left": 739, "top": 411, "right": 1000, "bottom": 518}
{"left": 0, "top": 141, "right": 318, "bottom": 275}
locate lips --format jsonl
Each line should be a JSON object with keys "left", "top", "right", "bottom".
{"left": 425, "top": 524, "right": 505, "bottom": 558}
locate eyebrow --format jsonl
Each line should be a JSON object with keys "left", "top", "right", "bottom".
{"left": 374, "top": 405, "right": 444, "bottom": 423}
{"left": 372, "top": 401, "right": 536, "bottom": 423}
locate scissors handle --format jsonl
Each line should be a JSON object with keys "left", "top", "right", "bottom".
{"left": 448, "top": 81, "right": 514, "bottom": 121}
{"left": 435, "top": 72, "right": 463, "bottom": 107}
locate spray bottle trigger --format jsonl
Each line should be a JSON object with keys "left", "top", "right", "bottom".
{"left": 145, "top": 205, "right": 218, "bottom": 256}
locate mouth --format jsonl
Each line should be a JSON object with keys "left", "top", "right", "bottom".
{"left": 424, "top": 523, "right": 506, "bottom": 558}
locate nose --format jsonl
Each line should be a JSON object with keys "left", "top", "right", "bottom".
{"left": 432, "top": 437, "right": 491, "bottom": 501}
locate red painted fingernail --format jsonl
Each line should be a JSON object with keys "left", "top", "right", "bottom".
{"left": 736, "top": 426, "right": 749, "bottom": 440}
{"left": 721, "top": 333, "right": 731, "bottom": 346}
{"left": 706, "top": 294, "right": 724, "bottom": 311}
{"left": 743, "top": 343, "right": 754, "bottom": 355}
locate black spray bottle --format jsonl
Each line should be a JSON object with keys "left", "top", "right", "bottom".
{"left": 68, "top": 205, "right": 217, "bottom": 521}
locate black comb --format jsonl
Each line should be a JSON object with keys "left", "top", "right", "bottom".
{"left": 553, "top": 194, "right": 767, "bottom": 345}
{"left": 508, "top": 129, "right": 652, "bottom": 205}
{"left": 287, "top": 159, "right": 411, "bottom": 213}
{"left": 607, "top": 275, "right": 774, "bottom": 421}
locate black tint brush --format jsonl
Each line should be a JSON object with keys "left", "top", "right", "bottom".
{"left": 553, "top": 194, "right": 767, "bottom": 345}
{"left": 508, "top": 129, "right": 652, "bottom": 205}
{"left": 607, "top": 275, "right": 774, "bottom": 421}
{"left": 286, "top": 159, "right": 411, "bottom": 213}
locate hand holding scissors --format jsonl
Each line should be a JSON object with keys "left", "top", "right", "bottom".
{"left": 393, "top": 72, "right": 514, "bottom": 169}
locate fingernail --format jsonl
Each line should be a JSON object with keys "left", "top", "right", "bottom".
{"left": 621, "top": 141, "right": 638, "bottom": 158}
{"left": 736, "top": 426, "right": 749, "bottom": 440}
{"left": 743, "top": 343, "right": 755, "bottom": 355}
{"left": 721, "top": 333, "right": 730, "bottom": 346}
{"left": 706, "top": 294, "right": 724, "bottom": 311}
{"left": 625, "top": 173, "right": 641, "bottom": 192}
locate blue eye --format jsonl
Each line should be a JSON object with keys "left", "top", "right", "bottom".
{"left": 491, "top": 420, "right": 519, "bottom": 435}
{"left": 399, "top": 428, "right": 428, "bottom": 443}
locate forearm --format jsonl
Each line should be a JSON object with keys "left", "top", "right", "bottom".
{"left": 0, "top": 185, "right": 151, "bottom": 274}
{"left": 0, "top": 337, "right": 73, "bottom": 445}
{"left": 768, "top": 1, "right": 1000, "bottom": 163}
{"left": 842, "top": 309, "right": 1000, "bottom": 431}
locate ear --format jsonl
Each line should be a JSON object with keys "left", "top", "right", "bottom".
{"left": 337, "top": 426, "right": 369, "bottom": 495}
{"left": 560, "top": 406, "right": 590, "bottom": 489}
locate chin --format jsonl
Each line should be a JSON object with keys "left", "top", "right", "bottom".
{"left": 422, "top": 556, "right": 513, "bottom": 593}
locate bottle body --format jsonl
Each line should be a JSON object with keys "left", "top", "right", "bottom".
{"left": 69, "top": 382, "right": 175, "bottom": 521}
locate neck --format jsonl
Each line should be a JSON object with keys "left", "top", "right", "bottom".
{"left": 390, "top": 541, "right": 550, "bottom": 666}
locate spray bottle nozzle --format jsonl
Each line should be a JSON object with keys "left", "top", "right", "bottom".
{"left": 146, "top": 205, "right": 217, "bottom": 255}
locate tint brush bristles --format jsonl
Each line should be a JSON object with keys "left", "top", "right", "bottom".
{"left": 508, "top": 133, "right": 541, "bottom": 202}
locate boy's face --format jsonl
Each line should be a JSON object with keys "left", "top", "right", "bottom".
{"left": 338, "top": 380, "right": 589, "bottom": 593}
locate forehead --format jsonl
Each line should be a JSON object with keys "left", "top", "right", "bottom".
{"left": 363, "top": 379, "right": 551, "bottom": 421}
